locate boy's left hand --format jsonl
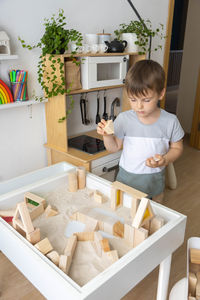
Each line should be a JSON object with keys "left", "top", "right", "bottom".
{"left": 146, "top": 154, "right": 166, "bottom": 168}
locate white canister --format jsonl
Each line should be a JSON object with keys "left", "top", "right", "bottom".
{"left": 97, "top": 33, "right": 111, "bottom": 44}
{"left": 85, "top": 34, "right": 98, "bottom": 45}
{"left": 121, "top": 33, "right": 138, "bottom": 53}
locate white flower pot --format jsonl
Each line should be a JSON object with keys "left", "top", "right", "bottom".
{"left": 121, "top": 33, "right": 138, "bottom": 53}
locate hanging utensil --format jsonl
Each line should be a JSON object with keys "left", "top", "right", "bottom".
{"left": 80, "top": 94, "right": 90, "bottom": 125}
{"left": 102, "top": 90, "right": 108, "bottom": 121}
{"left": 95, "top": 91, "right": 101, "bottom": 124}
{"left": 84, "top": 93, "right": 90, "bottom": 125}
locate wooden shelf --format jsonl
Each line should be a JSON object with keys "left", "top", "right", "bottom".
{"left": 63, "top": 52, "right": 138, "bottom": 58}
{"left": 69, "top": 84, "right": 124, "bottom": 95}
{"left": 0, "top": 99, "right": 48, "bottom": 110}
{"left": 0, "top": 55, "right": 18, "bottom": 60}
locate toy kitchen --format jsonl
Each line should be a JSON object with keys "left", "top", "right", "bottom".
{"left": 44, "top": 33, "right": 146, "bottom": 181}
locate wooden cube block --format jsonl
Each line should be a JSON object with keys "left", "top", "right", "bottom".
{"left": 190, "top": 248, "right": 200, "bottom": 264}
{"left": 68, "top": 170, "right": 78, "bottom": 192}
{"left": 104, "top": 120, "right": 114, "bottom": 135}
{"left": 35, "top": 238, "right": 53, "bottom": 255}
{"left": 100, "top": 238, "right": 110, "bottom": 252}
{"left": 77, "top": 166, "right": 86, "bottom": 189}
{"left": 133, "top": 227, "right": 148, "bottom": 247}
{"left": 47, "top": 251, "right": 60, "bottom": 266}
{"left": 26, "top": 228, "right": 40, "bottom": 245}
{"left": 113, "top": 221, "right": 124, "bottom": 238}
{"left": 103, "top": 250, "right": 119, "bottom": 263}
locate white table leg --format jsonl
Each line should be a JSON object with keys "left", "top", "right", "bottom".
{"left": 156, "top": 254, "right": 172, "bottom": 300}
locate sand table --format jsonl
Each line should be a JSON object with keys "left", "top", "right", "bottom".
{"left": 32, "top": 183, "right": 132, "bottom": 286}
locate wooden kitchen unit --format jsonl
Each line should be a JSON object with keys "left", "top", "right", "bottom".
{"left": 44, "top": 52, "right": 145, "bottom": 171}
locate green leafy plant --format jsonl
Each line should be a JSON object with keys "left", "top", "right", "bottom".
{"left": 114, "top": 19, "right": 165, "bottom": 55}
{"left": 18, "top": 9, "right": 83, "bottom": 121}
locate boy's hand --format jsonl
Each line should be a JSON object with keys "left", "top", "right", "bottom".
{"left": 97, "top": 119, "right": 111, "bottom": 136}
{"left": 146, "top": 154, "right": 166, "bottom": 168}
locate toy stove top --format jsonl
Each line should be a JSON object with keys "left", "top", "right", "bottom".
{"left": 68, "top": 135, "right": 105, "bottom": 155}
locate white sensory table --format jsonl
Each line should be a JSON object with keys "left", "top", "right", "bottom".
{"left": 0, "top": 162, "right": 187, "bottom": 300}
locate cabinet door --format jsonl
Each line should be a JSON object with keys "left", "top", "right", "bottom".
{"left": 190, "top": 68, "right": 200, "bottom": 149}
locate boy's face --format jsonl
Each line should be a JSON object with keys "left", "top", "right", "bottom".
{"left": 128, "top": 88, "right": 165, "bottom": 119}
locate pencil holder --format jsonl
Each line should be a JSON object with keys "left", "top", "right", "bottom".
{"left": 11, "top": 81, "right": 28, "bottom": 101}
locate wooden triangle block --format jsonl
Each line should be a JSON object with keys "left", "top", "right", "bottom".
{"left": 132, "top": 198, "right": 154, "bottom": 229}
{"left": 13, "top": 202, "right": 34, "bottom": 234}
{"left": 45, "top": 204, "right": 58, "bottom": 218}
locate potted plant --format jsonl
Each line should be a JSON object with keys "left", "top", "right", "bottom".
{"left": 18, "top": 9, "right": 83, "bottom": 121}
{"left": 114, "top": 19, "right": 165, "bottom": 56}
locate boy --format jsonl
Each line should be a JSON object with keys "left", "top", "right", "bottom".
{"left": 97, "top": 59, "right": 184, "bottom": 202}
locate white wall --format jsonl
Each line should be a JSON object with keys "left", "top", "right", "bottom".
{"left": 0, "top": 0, "right": 169, "bottom": 181}
{"left": 177, "top": 0, "right": 200, "bottom": 133}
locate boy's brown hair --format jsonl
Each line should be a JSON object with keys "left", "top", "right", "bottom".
{"left": 125, "top": 59, "right": 165, "bottom": 97}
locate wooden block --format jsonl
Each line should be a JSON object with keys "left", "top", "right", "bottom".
{"left": 64, "top": 235, "right": 77, "bottom": 256}
{"left": 100, "top": 238, "right": 110, "bottom": 252}
{"left": 189, "top": 272, "right": 197, "bottom": 297}
{"left": 26, "top": 228, "right": 40, "bottom": 245}
{"left": 74, "top": 232, "right": 94, "bottom": 241}
{"left": 68, "top": 170, "right": 78, "bottom": 192}
{"left": 104, "top": 120, "right": 114, "bottom": 135}
{"left": 124, "top": 223, "right": 134, "bottom": 247}
{"left": 0, "top": 209, "right": 15, "bottom": 217}
{"left": 103, "top": 250, "right": 119, "bottom": 263}
{"left": 132, "top": 198, "right": 154, "bottom": 229}
{"left": 110, "top": 187, "right": 118, "bottom": 210}
{"left": 77, "top": 166, "right": 86, "bottom": 189}
{"left": 70, "top": 212, "right": 78, "bottom": 220}
{"left": 13, "top": 202, "right": 34, "bottom": 234}
{"left": 84, "top": 218, "right": 99, "bottom": 232}
{"left": 149, "top": 216, "right": 165, "bottom": 234}
{"left": 110, "top": 187, "right": 122, "bottom": 210}
{"left": 112, "top": 181, "right": 147, "bottom": 199}
{"left": 35, "top": 238, "right": 53, "bottom": 255}
{"left": 45, "top": 204, "right": 58, "bottom": 218}
{"left": 133, "top": 227, "right": 148, "bottom": 247}
{"left": 47, "top": 251, "right": 60, "bottom": 266}
{"left": 188, "top": 297, "right": 196, "bottom": 300}
{"left": 130, "top": 198, "right": 140, "bottom": 218}
{"left": 196, "top": 271, "right": 200, "bottom": 299}
{"left": 1, "top": 216, "right": 13, "bottom": 223}
{"left": 190, "top": 248, "right": 200, "bottom": 264}
{"left": 94, "top": 190, "right": 106, "bottom": 204}
{"left": 113, "top": 221, "right": 124, "bottom": 238}
{"left": 24, "top": 192, "right": 46, "bottom": 208}
{"left": 27, "top": 202, "right": 44, "bottom": 220}
{"left": 93, "top": 232, "right": 103, "bottom": 256}
{"left": 59, "top": 255, "right": 72, "bottom": 274}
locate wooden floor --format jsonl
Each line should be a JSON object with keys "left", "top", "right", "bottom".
{"left": 0, "top": 135, "right": 199, "bottom": 300}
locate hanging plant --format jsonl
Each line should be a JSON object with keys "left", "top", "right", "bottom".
{"left": 18, "top": 9, "right": 83, "bottom": 121}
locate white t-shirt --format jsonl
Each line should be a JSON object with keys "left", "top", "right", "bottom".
{"left": 114, "top": 109, "right": 184, "bottom": 175}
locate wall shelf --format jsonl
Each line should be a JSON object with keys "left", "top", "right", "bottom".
{"left": 0, "top": 99, "right": 47, "bottom": 110}
{"left": 0, "top": 55, "right": 18, "bottom": 60}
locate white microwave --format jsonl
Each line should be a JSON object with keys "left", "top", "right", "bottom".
{"left": 80, "top": 55, "right": 128, "bottom": 89}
